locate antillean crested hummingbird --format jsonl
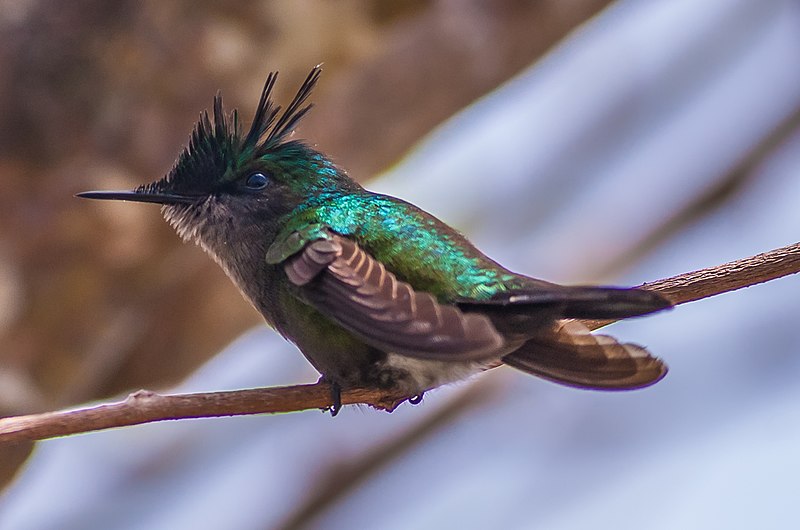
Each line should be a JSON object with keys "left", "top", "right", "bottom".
{"left": 78, "top": 66, "right": 672, "bottom": 415}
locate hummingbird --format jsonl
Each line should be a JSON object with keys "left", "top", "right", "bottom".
{"left": 78, "top": 66, "right": 672, "bottom": 415}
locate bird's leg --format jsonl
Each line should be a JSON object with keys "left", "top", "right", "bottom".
{"left": 317, "top": 376, "right": 343, "bottom": 416}
{"left": 328, "top": 381, "right": 342, "bottom": 417}
{"left": 408, "top": 392, "right": 424, "bottom": 405}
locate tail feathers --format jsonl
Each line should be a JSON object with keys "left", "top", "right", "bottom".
{"left": 556, "top": 286, "right": 672, "bottom": 320}
{"left": 494, "top": 286, "right": 672, "bottom": 320}
{"left": 502, "top": 320, "right": 667, "bottom": 390}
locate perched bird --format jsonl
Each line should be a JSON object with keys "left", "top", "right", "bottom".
{"left": 79, "top": 66, "right": 672, "bottom": 415}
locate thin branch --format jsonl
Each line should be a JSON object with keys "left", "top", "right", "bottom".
{"left": 0, "top": 386, "right": 409, "bottom": 443}
{"left": 1, "top": 242, "right": 799, "bottom": 443}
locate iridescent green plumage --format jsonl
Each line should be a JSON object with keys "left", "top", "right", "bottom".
{"left": 79, "top": 66, "right": 672, "bottom": 415}
{"left": 275, "top": 191, "right": 523, "bottom": 299}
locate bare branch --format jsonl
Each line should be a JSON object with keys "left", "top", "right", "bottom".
{"left": 1, "top": 241, "right": 799, "bottom": 443}
{"left": 0, "top": 386, "right": 409, "bottom": 443}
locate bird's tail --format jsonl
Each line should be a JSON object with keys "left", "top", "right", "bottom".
{"left": 552, "top": 285, "right": 671, "bottom": 319}
{"left": 502, "top": 319, "right": 667, "bottom": 390}
{"left": 459, "top": 285, "right": 672, "bottom": 326}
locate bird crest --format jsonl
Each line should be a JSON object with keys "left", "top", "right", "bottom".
{"left": 148, "top": 66, "right": 322, "bottom": 194}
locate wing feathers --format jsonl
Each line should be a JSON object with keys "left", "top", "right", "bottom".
{"left": 284, "top": 237, "right": 340, "bottom": 285}
{"left": 284, "top": 234, "right": 505, "bottom": 361}
{"left": 281, "top": 231, "right": 666, "bottom": 382}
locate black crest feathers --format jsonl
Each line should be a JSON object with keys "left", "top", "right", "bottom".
{"left": 244, "top": 66, "right": 322, "bottom": 155}
{"left": 153, "top": 66, "right": 323, "bottom": 193}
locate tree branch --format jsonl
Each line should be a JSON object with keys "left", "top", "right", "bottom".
{"left": 2, "top": 242, "right": 799, "bottom": 443}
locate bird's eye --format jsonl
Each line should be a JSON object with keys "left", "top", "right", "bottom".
{"left": 244, "top": 172, "right": 269, "bottom": 190}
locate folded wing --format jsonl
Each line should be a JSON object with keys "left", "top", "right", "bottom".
{"left": 283, "top": 233, "right": 505, "bottom": 361}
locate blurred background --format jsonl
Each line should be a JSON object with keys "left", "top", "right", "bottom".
{"left": 1, "top": 0, "right": 799, "bottom": 528}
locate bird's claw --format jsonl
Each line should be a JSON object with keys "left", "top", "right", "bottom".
{"left": 408, "top": 393, "right": 424, "bottom": 405}
{"left": 328, "top": 381, "right": 342, "bottom": 417}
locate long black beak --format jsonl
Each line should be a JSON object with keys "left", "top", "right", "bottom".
{"left": 76, "top": 190, "right": 197, "bottom": 205}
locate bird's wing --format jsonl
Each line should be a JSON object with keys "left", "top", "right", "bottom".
{"left": 279, "top": 231, "right": 504, "bottom": 361}
{"left": 502, "top": 319, "right": 667, "bottom": 389}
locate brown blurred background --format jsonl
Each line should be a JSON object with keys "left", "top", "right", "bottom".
{"left": 0, "top": 0, "right": 616, "bottom": 487}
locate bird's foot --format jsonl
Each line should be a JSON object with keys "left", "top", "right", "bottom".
{"left": 328, "top": 381, "right": 342, "bottom": 417}
{"left": 408, "top": 392, "right": 424, "bottom": 405}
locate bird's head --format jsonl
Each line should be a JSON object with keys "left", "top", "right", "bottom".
{"left": 78, "top": 66, "right": 356, "bottom": 250}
